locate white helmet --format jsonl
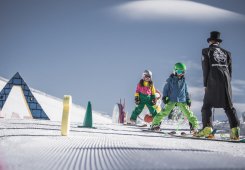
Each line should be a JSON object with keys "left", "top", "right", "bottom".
{"left": 142, "top": 70, "right": 152, "bottom": 79}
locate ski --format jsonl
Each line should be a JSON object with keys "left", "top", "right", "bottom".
{"left": 141, "top": 129, "right": 245, "bottom": 143}
{"left": 124, "top": 123, "right": 148, "bottom": 128}
{"left": 171, "top": 134, "right": 245, "bottom": 143}
{"left": 167, "top": 130, "right": 245, "bottom": 143}
{"left": 141, "top": 129, "right": 175, "bottom": 135}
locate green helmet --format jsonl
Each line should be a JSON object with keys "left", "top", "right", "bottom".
{"left": 174, "top": 62, "right": 186, "bottom": 71}
{"left": 174, "top": 63, "right": 186, "bottom": 75}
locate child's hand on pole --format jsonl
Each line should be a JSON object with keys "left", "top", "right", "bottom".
{"left": 162, "top": 96, "right": 169, "bottom": 104}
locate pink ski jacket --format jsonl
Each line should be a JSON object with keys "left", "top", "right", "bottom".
{"left": 135, "top": 81, "right": 156, "bottom": 97}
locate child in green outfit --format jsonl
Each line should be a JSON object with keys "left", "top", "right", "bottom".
{"left": 152, "top": 63, "right": 199, "bottom": 135}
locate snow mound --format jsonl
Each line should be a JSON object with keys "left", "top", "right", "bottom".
{"left": 0, "top": 76, "right": 111, "bottom": 123}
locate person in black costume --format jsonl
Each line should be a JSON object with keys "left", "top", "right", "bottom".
{"left": 196, "top": 31, "right": 240, "bottom": 140}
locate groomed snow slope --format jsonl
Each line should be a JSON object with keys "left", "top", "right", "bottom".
{"left": 0, "top": 119, "right": 245, "bottom": 170}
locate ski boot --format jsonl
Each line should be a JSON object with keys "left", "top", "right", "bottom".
{"left": 190, "top": 128, "right": 198, "bottom": 136}
{"left": 195, "top": 127, "right": 214, "bottom": 138}
{"left": 151, "top": 124, "right": 161, "bottom": 132}
{"left": 127, "top": 119, "right": 136, "bottom": 125}
{"left": 189, "top": 123, "right": 198, "bottom": 136}
{"left": 230, "top": 127, "right": 240, "bottom": 140}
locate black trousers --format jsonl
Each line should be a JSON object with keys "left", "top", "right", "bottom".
{"left": 201, "top": 103, "right": 240, "bottom": 129}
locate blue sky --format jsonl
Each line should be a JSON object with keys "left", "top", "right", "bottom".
{"left": 0, "top": 0, "right": 245, "bottom": 119}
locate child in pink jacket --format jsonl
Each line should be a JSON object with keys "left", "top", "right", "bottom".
{"left": 130, "top": 70, "right": 158, "bottom": 124}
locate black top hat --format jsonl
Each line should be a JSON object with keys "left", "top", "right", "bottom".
{"left": 207, "top": 31, "right": 222, "bottom": 43}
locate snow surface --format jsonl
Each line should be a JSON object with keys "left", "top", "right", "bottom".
{"left": 0, "top": 119, "right": 245, "bottom": 170}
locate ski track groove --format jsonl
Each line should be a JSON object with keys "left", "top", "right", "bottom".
{"left": 117, "top": 143, "right": 132, "bottom": 169}
{"left": 63, "top": 139, "right": 79, "bottom": 170}
{"left": 113, "top": 143, "right": 124, "bottom": 168}
{"left": 103, "top": 141, "right": 115, "bottom": 170}
{"left": 90, "top": 138, "right": 97, "bottom": 170}
{"left": 98, "top": 138, "right": 105, "bottom": 169}
{"left": 71, "top": 137, "right": 88, "bottom": 170}
{"left": 100, "top": 147, "right": 109, "bottom": 170}
{"left": 37, "top": 140, "right": 56, "bottom": 169}
{"left": 47, "top": 138, "right": 65, "bottom": 170}
{"left": 73, "top": 145, "right": 83, "bottom": 170}
{"left": 117, "top": 140, "right": 132, "bottom": 170}
{"left": 110, "top": 140, "right": 124, "bottom": 170}
{"left": 49, "top": 139, "right": 67, "bottom": 170}
{"left": 83, "top": 138, "right": 90, "bottom": 170}
{"left": 78, "top": 139, "right": 87, "bottom": 170}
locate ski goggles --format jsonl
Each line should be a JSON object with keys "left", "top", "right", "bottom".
{"left": 175, "top": 69, "right": 185, "bottom": 75}
{"left": 144, "top": 75, "right": 151, "bottom": 79}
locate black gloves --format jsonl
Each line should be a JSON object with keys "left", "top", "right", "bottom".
{"left": 152, "top": 98, "right": 157, "bottom": 105}
{"left": 186, "top": 99, "right": 191, "bottom": 107}
{"left": 135, "top": 96, "right": 140, "bottom": 105}
{"left": 162, "top": 96, "right": 169, "bottom": 104}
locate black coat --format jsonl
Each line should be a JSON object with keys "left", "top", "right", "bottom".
{"left": 202, "top": 44, "right": 233, "bottom": 108}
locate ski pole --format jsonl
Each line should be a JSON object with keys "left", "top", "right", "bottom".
{"left": 212, "top": 108, "right": 215, "bottom": 123}
{"left": 176, "top": 111, "right": 187, "bottom": 132}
